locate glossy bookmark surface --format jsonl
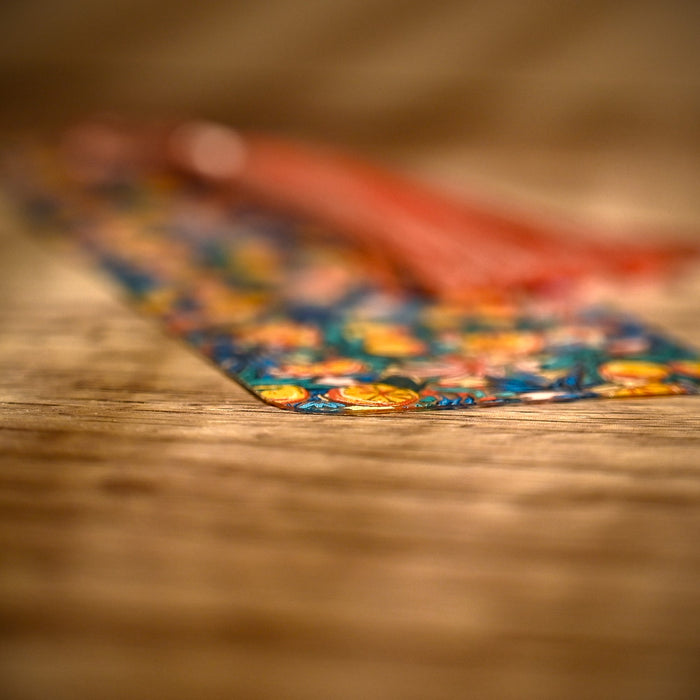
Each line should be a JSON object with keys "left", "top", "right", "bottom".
{"left": 8, "top": 155, "right": 700, "bottom": 414}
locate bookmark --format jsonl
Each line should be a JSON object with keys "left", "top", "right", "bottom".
{"left": 6, "top": 140, "right": 699, "bottom": 413}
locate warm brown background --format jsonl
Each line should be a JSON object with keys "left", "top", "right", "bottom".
{"left": 1, "top": 3, "right": 700, "bottom": 700}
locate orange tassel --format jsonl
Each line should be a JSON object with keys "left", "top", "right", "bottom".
{"left": 63, "top": 118, "right": 697, "bottom": 301}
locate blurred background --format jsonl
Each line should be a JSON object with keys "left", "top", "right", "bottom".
{"left": 0, "top": 0, "right": 698, "bottom": 223}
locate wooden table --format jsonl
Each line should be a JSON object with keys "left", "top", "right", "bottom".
{"left": 1, "top": 190, "right": 699, "bottom": 700}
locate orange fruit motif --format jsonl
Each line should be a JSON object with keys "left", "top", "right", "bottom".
{"left": 423, "top": 301, "right": 516, "bottom": 331}
{"left": 328, "top": 383, "right": 419, "bottom": 409}
{"left": 208, "top": 297, "right": 264, "bottom": 324}
{"left": 345, "top": 322, "right": 426, "bottom": 357}
{"left": 258, "top": 385, "right": 309, "bottom": 406}
{"left": 435, "top": 374, "right": 489, "bottom": 390}
{"left": 244, "top": 322, "right": 321, "bottom": 349}
{"left": 595, "top": 382, "right": 687, "bottom": 399}
{"left": 233, "top": 240, "right": 280, "bottom": 281}
{"left": 140, "top": 287, "right": 177, "bottom": 314}
{"left": 276, "top": 357, "right": 368, "bottom": 378}
{"left": 670, "top": 360, "right": 700, "bottom": 378}
{"left": 598, "top": 360, "right": 670, "bottom": 384}
{"left": 462, "top": 331, "right": 543, "bottom": 357}
{"left": 364, "top": 333, "right": 426, "bottom": 357}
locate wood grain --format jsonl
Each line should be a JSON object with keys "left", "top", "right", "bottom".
{"left": 1, "top": 196, "right": 699, "bottom": 700}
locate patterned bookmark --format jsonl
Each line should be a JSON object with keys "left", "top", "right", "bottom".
{"left": 6, "top": 149, "right": 700, "bottom": 414}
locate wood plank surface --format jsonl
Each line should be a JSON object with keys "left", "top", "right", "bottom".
{"left": 1, "top": 192, "right": 699, "bottom": 700}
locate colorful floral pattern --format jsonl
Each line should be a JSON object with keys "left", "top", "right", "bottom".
{"left": 7, "top": 155, "right": 700, "bottom": 414}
